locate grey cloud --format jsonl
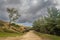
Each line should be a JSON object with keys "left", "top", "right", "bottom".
{"left": 0, "top": 12, "right": 9, "bottom": 21}
{"left": 0, "top": 0, "right": 57, "bottom": 23}
{"left": 28, "top": 0, "right": 55, "bottom": 14}
{"left": 18, "top": 0, "right": 55, "bottom": 23}
{"left": 6, "top": 0, "right": 20, "bottom": 4}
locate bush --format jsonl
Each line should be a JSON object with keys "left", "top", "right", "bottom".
{"left": 3, "top": 28, "right": 16, "bottom": 33}
{"left": 11, "top": 23, "right": 20, "bottom": 28}
{"left": 32, "top": 7, "right": 60, "bottom": 36}
{"left": 0, "top": 23, "right": 4, "bottom": 26}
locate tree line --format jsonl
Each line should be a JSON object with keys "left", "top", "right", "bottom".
{"left": 32, "top": 7, "right": 60, "bottom": 36}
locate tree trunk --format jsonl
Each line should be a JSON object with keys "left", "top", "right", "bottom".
{"left": 8, "top": 19, "right": 11, "bottom": 29}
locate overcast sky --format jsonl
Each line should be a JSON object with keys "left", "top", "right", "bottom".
{"left": 0, "top": 0, "right": 60, "bottom": 26}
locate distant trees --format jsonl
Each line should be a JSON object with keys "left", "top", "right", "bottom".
{"left": 33, "top": 7, "right": 60, "bottom": 36}
{"left": 7, "top": 8, "right": 21, "bottom": 28}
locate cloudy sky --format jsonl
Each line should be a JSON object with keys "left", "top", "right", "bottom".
{"left": 0, "top": 0, "right": 60, "bottom": 26}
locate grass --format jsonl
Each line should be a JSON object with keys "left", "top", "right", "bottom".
{"left": 0, "top": 32, "right": 24, "bottom": 37}
{"left": 35, "top": 32, "right": 60, "bottom": 40}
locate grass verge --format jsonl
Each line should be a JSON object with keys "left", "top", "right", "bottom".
{"left": 35, "top": 32, "right": 60, "bottom": 40}
{"left": 0, "top": 32, "right": 24, "bottom": 37}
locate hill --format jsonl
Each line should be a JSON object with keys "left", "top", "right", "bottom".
{"left": 0, "top": 20, "right": 27, "bottom": 33}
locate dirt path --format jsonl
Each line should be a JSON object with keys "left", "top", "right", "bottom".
{"left": 0, "top": 31, "right": 49, "bottom": 40}
{"left": 20, "top": 31, "right": 42, "bottom": 40}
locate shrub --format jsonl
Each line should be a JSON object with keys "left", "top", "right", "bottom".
{"left": 3, "top": 28, "right": 16, "bottom": 33}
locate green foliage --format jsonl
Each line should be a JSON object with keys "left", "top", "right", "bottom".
{"left": 33, "top": 20, "right": 41, "bottom": 32}
{"left": 3, "top": 28, "right": 16, "bottom": 33}
{"left": 0, "top": 32, "right": 23, "bottom": 37}
{"left": 33, "top": 7, "right": 60, "bottom": 36}
{"left": 35, "top": 32, "right": 60, "bottom": 40}
{"left": 11, "top": 23, "right": 20, "bottom": 28}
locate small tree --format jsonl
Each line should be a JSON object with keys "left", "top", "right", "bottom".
{"left": 7, "top": 8, "right": 20, "bottom": 28}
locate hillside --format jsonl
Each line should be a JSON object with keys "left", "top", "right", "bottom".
{"left": 0, "top": 20, "right": 27, "bottom": 33}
